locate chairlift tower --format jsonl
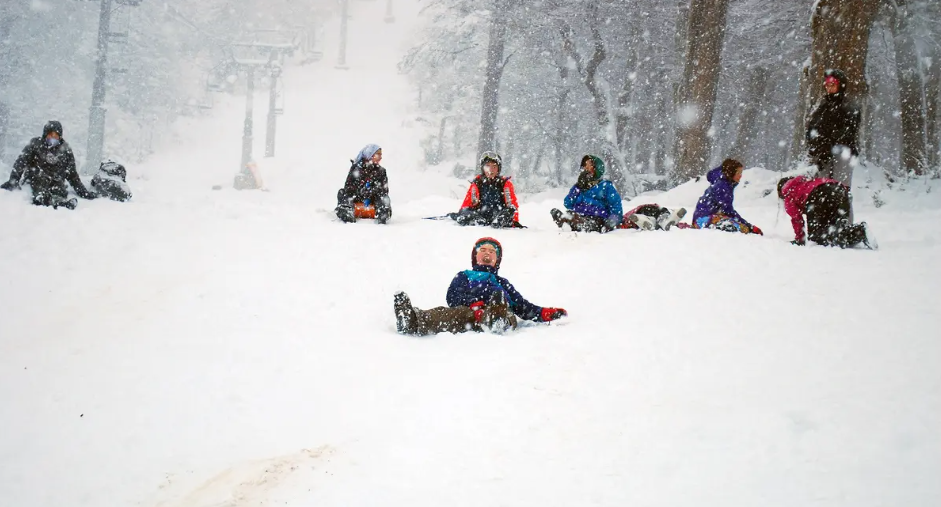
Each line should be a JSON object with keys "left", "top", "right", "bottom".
{"left": 85, "top": 0, "right": 142, "bottom": 174}
{"left": 231, "top": 35, "right": 298, "bottom": 170}
{"left": 336, "top": 0, "right": 350, "bottom": 69}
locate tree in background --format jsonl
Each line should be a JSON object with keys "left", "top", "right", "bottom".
{"left": 671, "top": 0, "right": 730, "bottom": 184}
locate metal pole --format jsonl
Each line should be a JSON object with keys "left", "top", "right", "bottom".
{"left": 265, "top": 63, "right": 278, "bottom": 158}
{"left": 241, "top": 66, "right": 255, "bottom": 171}
{"left": 336, "top": 0, "right": 349, "bottom": 69}
{"left": 384, "top": 0, "right": 395, "bottom": 23}
{"left": 86, "top": 0, "right": 112, "bottom": 174}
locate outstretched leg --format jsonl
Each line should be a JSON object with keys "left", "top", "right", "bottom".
{"left": 394, "top": 291, "right": 479, "bottom": 336}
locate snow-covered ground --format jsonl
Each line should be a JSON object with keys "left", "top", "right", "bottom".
{"left": 1, "top": 1, "right": 939, "bottom": 506}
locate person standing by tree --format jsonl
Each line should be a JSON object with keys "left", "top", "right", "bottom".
{"left": 806, "top": 69, "right": 861, "bottom": 187}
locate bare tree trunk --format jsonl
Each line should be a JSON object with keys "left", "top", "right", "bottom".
{"left": 927, "top": 46, "right": 941, "bottom": 171}
{"left": 891, "top": 0, "right": 927, "bottom": 175}
{"left": 477, "top": 0, "right": 509, "bottom": 157}
{"left": 789, "top": 64, "right": 812, "bottom": 166}
{"left": 616, "top": 24, "right": 640, "bottom": 153}
{"left": 0, "top": 7, "right": 17, "bottom": 162}
{"left": 671, "top": 0, "right": 730, "bottom": 184}
{"left": 560, "top": 1, "right": 625, "bottom": 191}
{"left": 554, "top": 44, "right": 572, "bottom": 185}
{"left": 730, "top": 67, "right": 770, "bottom": 162}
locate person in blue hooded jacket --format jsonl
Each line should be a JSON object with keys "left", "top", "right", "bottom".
{"left": 691, "top": 158, "right": 762, "bottom": 235}
{"left": 393, "top": 237, "right": 567, "bottom": 336}
{"left": 550, "top": 155, "right": 623, "bottom": 233}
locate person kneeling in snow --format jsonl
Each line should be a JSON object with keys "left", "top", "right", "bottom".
{"left": 336, "top": 144, "right": 392, "bottom": 224}
{"left": 394, "top": 237, "right": 567, "bottom": 336}
{"left": 91, "top": 160, "right": 132, "bottom": 202}
{"left": 1, "top": 120, "right": 97, "bottom": 209}
{"left": 777, "top": 175, "right": 874, "bottom": 249}
{"left": 550, "top": 154, "right": 623, "bottom": 233}
{"left": 449, "top": 152, "right": 522, "bottom": 228}
{"left": 691, "top": 158, "right": 762, "bottom": 235}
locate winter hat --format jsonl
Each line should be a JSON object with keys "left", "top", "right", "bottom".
{"left": 471, "top": 236, "right": 503, "bottom": 269}
{"left": 42, "top": 120, "right": 63, "bottom": 138}
{"left": 824, "top": 69, "right": 848, "bottom": 95}
{"left": 777, "top": 176, "right": 796, "bottom": 199}
{"left": 580, "top": 154, "right": 606, "bottom": 179}
{"left": 479, "top": 151, "right": 502, "bottom": 175}
{"left": 355, "top": 144, "right": 382, "bottom": 162}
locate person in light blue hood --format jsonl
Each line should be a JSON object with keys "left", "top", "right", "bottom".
{"left": 335, "top": 143, "right": 392, "bottom": 224}
{"left": 691, "top": 158, "right": 762, "bottom": 235}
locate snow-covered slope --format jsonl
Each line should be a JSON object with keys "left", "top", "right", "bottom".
{"left": 1, "top": 1, "right": 939, "bottom": 506}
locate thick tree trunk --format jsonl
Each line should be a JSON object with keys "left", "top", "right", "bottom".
{"left": 476, "top": 0, "right": 509, "bottom": 157}
{"left": 671, "top": 0, "right": 730, "bottom": 184}
{"left": 926, "top": 47, "right": 941, "bottom": 171}
{"left": 730, "top": 67, "right": 770, "bottom": 162}
{"left": 891, "top": 0, "right": 927, "bottom": 175}
{"left": 554, "top": 45, "right": 572, "bottom": 185}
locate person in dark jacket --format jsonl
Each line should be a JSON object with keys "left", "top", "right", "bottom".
{"left": 336, "top": 144, "right": 391, "bottom": 224}
{"left": 806, "top": 69, "right": 860, "bottom": 187}
{"left": 1, "top": 120, "right": 97, "bottom": 209}
{"left": 692, "top": 158, "right": 762, "bottom": 235}
{"left": 450, "top": 151, "right": 521, "bottom": 228}
{"left": 777, "top": 175, "right": 875, "bottom": 249}
{"left": 550, "top": 154, "right": 623, "bottom": 232}
{"left": 91, "top": 160, "right": 132, "bottom": 202}
{"left": 393, "top": 237, "right": 567, "bottom": 336}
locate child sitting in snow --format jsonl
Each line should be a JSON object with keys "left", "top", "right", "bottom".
{"left": 777, "top": 175, "right": 875, "bottom": 249}
{"left": 336, "top": 144, "right": 392, "bottom": 224}
{"left": 550, "top": 154, "right": 622, "bottom": 232}
{"left": 692, "top": 158, "right": 763, "bottom": 235}
{"left": 393, "top": 237, "right": 566, "bottom": 336}
{"left": 449, "top": 152, "right": 522, "bottom": 229}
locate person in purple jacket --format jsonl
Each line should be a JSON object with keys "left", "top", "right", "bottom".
{"left": 393, "top": 237, "right": 567, "bottom": 336}
{"left": 550, "top": 154, "right": 623, "bottom": 233}
{"left": 691, "top": 158, "right": 763, "bottom": 235}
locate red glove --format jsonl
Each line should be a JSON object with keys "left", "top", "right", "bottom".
{"left": 751, "top": 225, "right": 763, "bottom": 236}
{"left": 469, "top": 301, "right": 485, "bottom": 323}
{"left": 540, "top": 307, "right": 567, "bottom": 322}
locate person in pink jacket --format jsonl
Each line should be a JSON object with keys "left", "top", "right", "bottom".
{"left": 777, "top": 176, "right": 875, "bottom": 249}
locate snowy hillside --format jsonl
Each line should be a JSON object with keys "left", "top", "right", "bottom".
{"left": 1, "top": 1, "right": 939, "bottom": 507}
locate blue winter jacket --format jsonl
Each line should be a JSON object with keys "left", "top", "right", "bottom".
{"left": 692, "top": 167, "right": 748, "bottom": 225}
{"left": 563, "top": 180, "right": 623, "bottom": 225}
{"left": 446, "top": 265, "right": 543, "bottom": 322}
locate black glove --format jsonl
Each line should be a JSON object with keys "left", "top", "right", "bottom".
{"left": 0, "top": 180, "right": 16, "bottom": 191}
{"left": 575, "top": 171, "right": 596, "bottom": 190}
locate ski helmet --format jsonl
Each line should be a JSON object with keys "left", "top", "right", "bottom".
{"left": 479, "top": 151, "right": 502, "bottom": 174}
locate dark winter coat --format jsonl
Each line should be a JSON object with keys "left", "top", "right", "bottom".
{"left": 446, "top": 264, "right": 544, "bottom": 322}
{"left": 338, "top": 160, "right": 389, "bottom": 207}
{"left": 692, "top": 167, "right": 749, "bottom": 226}
{"left": 4, "top": 136, "right": 94, "bottom": 199}
{"left": 460, "top": 175, "right": 519, "bottom": 222}
{"left": 806, "top": 90, "right": 861, "bottom": 164}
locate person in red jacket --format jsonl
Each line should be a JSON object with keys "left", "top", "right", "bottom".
{"left": 777, "top": 175, "right": 875, "bottom": 249}
{"left": 450, "top": 152, "right": 522, "bottom": 228}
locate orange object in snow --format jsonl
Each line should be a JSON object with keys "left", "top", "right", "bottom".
{"left": 354, "top": 202, "right": 376, "bottom": 219}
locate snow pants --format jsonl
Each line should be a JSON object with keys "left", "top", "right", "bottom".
{"left": 805, "top": 183, "right": 867, "bottom": 248}
{"left": 394, "top": 292, "right": 517, "bottom": 336}
{"left": 453, "top": 206, "right": 517, "bottom": 228}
